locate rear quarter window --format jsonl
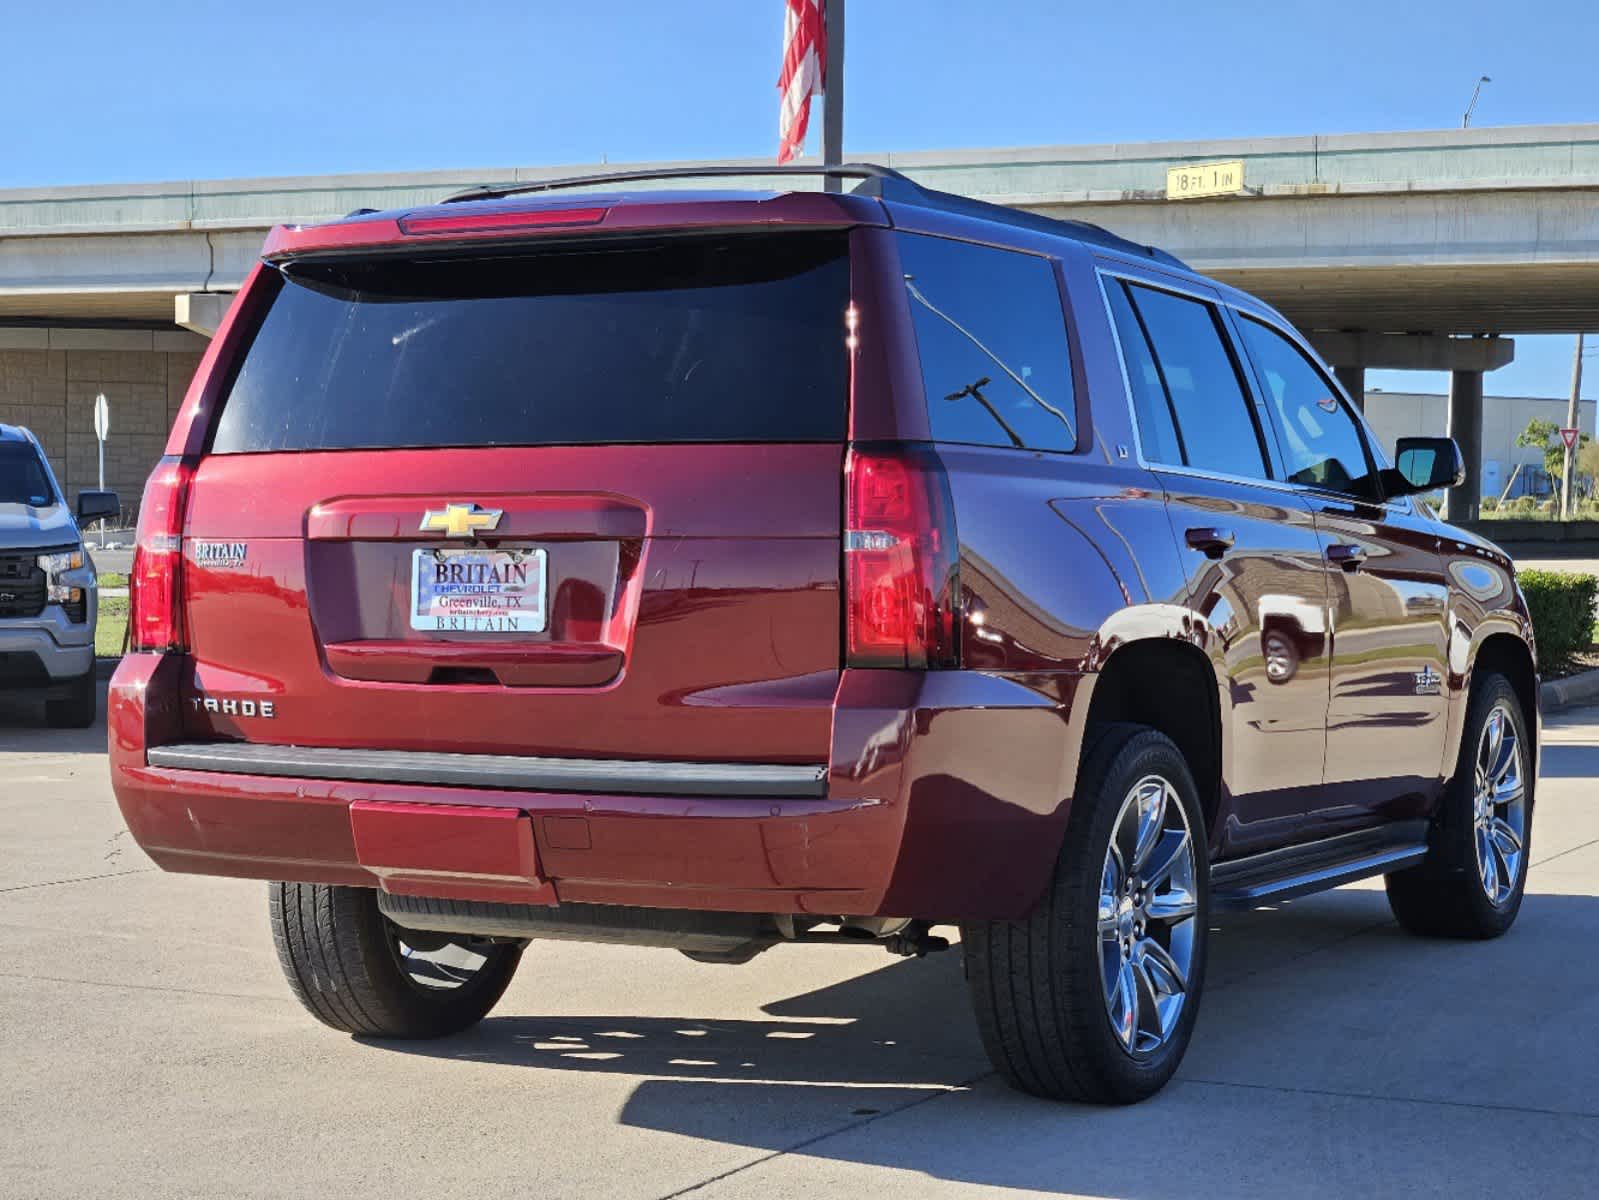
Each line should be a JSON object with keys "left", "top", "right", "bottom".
{"left": 896, "top": 233, "right": 1076, "bottom": 453}
{"left": 210, "top": 232, "right": 850, "bottom": 453}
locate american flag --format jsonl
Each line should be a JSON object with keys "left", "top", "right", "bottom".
{"left": 777, "top": 0, "right": 826, "bottom": 163}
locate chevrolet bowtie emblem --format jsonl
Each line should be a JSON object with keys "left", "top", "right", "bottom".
{"left": 419, "top": 502, "right": 503, "bottom": 538}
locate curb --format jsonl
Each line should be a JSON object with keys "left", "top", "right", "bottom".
{"left": 1542, "top": 667, "right": 1599, "bottom": 713}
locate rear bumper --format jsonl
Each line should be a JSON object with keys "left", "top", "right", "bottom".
{"left": 109, "top": 654, "right": 1085, "bottom": 920}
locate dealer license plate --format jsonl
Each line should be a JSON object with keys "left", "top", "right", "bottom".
{"left": 409, "top": 548, "right": 547, "bottom": 633}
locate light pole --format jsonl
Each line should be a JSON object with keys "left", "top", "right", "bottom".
{"left": 1462, "top": 75, "right": 1492, "bottom": 128}
{"left": 1562, "top": 334, "right": 1585, "bottom": 520}
{"left": 821, "top": 0, "right": 845, "bottom": 192}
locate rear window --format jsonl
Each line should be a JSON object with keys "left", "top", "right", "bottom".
{"left": 0, "top": 442, "right": 55, "bottom": 506}
{"left": 210, "top": 232, "right": 850, "bottom": 453}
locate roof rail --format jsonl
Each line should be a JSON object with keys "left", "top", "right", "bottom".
{"left": 440, "top": 161, "right": 1185, "bottom": 268}
{"left": 441, "top": 163, "right": 916, "bottom": 204}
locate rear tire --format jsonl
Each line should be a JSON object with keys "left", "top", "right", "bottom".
{"left": 269, "top": 882, "right": 522, "bottom": 1037}
{"left": 1385, "top": 672, "right": 1532, "bottom": 939}
{"left": 962, "top": 725, "right": 1209, "bottom": 1104}
{"left": 45, "top": 671, "right": 96, "bottom": 728}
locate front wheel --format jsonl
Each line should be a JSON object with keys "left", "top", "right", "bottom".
{"left": 45, "top": 671, "right": 96, "bottom": 728}
{"left": 1386, "top": 672, "right": 1532, "bottom": 938}
{"left": 269, "top": 883, "right": 523, "bottom": 1037}
{"left": 962, "top": 725, "right": 1209, "bottom": 1104}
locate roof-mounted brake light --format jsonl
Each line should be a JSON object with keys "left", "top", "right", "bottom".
{"left": 397, "top": 206, "right": 608, "bottom": 237}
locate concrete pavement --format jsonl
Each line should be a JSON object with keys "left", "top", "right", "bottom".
{"left": 3, "top": 688, "right": 1599, "bottom": 1199}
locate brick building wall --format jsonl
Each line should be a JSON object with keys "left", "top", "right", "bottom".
{"left": 0, "top": 329, "right": 206, "bottom": 523}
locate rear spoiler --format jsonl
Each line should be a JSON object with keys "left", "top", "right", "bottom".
{"left": 260, "top": 192, "right": 888, "bottom": 259}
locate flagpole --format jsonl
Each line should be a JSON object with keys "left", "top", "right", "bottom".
{"left": 822, "top": 0, "right": 844, "bottom": 192}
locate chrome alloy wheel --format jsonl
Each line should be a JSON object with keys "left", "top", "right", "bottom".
{"left": 1263, "top": 631, "right": 1297, "bottom": 684}
{"left": 1098, "top": 775, "right": 1198, "bottom": 1055}
{"left": 1473, "top": 701, "right": 1527, "bottom": 906}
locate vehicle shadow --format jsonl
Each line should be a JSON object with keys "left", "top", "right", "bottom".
{"left": 0, "top": 674, "right": 108, "bottom": 752}
{"left": 370, "top": 881, "right": 1599, "bottom": 1197}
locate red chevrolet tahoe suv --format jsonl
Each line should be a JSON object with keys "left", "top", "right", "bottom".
{"left": 110, "top": 165, "right": 1538, "bottom": 1104}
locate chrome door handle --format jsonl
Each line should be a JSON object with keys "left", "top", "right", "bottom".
{"left": 1327, "top": 543, "right": 1367, "bottom": 571}
{"left": 1185, "top": 527, "right": 1235, "bottom": 559}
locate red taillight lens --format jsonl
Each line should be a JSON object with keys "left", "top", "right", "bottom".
{"left": 397, "top": 206, "right": 608, "bottom": 237}
{"left": 844, "top": 445, "right": 961, "bottom": 669}
{"left": 128, "top": 456, "right": 195, "bottom": 653}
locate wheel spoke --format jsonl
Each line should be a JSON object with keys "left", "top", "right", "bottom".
{"left": 1489, "top": 817, "right": 1522, "bottom": 860}
{"left": 1493, "top": 774, "right": 1524, "bottom": 807}
{"left": 1147, "top": 888, "right": 1197, "bottom": 924}
{"left": 1142, "top": 827, "right": 1190, "bottom": 890}
{"left": 1128, "top": 958, "right": 1165, "bottom": 1045}
{"left": 1131, "top": 781, "right": 1167, "bottom": 874}
{"left": 1480, "top": 709, "right": 1504, "bottom": 778}
{"left": 1488, "top": 828, "right": 1519, "bottom": 901}
{"left": 1109, "top": 960, "right": 1138, "bottom": 1050}
{"left": 1482, "top": 827, "right": 1507, "bottom": 901}
{"left": 1099, "top": 847, "right": 1123, "bottom": 934}
{"left": 1135, "top": 936, "right": 1188, "bottom": 995}
{"left": 1490, "top": 739, "right": 1515, "bottom": 793}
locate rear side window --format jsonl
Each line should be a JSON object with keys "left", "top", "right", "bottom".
{"left": 210, "top": 233, "right": 850, "bottom": 453}
{"left": 897, "top": 233, "right": 1076, "bottom": 452}
{"left": 1108, "top": 280, "right": 1267, "bottom": 480}
{"left": 0, "top": 442, "right": 54, "bottom": 507}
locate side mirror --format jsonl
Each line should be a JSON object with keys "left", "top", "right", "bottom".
{"left": 77, "top": 490, "right": 119, "bottom": 523}
{"left": 1384, "top": 437, "right": 1465, "bottom": 498}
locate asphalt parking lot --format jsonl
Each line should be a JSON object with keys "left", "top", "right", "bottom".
{"left": 4, "top": 686, "right": 1599, "bottom": 1199}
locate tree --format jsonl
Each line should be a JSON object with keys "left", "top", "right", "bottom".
{"left": 1579, "top": 438, "right": 1599, "bottom": 499}
{"left": 1516, "top": 417, "right": 1589, "bottom": 488}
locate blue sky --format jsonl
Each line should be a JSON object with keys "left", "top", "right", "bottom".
{"left": 4, "top": 0, "right": 1594, "bottom": 397}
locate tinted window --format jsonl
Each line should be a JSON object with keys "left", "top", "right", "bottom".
{"left": 0, "top": 442, "right": 54, "bottom": 506}
{"left": 897, "top": 234, "right": 1075, "bottom": 452}
{"left": 211, "top": 233, "right": 849, "bottom": 453}
{"left": 1104, "top": 281, "right": 1183, "bottom": 465}
{"left": 1239, "top": 317, "right": 1376, "bottom": 498}
{"left": 1118, "top": 282, "right": 1266, "bottom": 479}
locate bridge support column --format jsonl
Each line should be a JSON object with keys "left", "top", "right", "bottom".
{"left": 1446, "top": 369, "right": 1483, "bottom": 524}
{"left": 175, "top": 293, "right": 233, "bottom": 339}
{"left": 1334, "top": 365, "right": 1365, "bottom": 412}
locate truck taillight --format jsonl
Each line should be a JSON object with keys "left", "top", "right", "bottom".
{"left": 844, "top": 444, "right": 961, "bottom": 669}
{"left": 129, "top": 456, "right": 195, "bottom": 653}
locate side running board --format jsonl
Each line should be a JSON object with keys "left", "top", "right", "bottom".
{"left": 1210, "top": 823, "right": 1429, "bottom": 910}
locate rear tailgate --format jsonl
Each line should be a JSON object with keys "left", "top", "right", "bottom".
{"left": 176, "top": 230, "right": 850, "bottom": 764}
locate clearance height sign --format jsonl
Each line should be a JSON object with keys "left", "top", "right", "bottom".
{"left": 1166, "top": 159, "right": 1246, "bottom": 200}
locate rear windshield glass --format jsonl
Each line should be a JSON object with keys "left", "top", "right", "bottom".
{"left": 210, "top": 232, "right": 850, "bottom": 453}
{"left": 0, "top": 442, "right": 55, "bottom": 506}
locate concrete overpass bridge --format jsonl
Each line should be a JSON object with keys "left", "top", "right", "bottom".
{"left": 3, "top": 123, "right": 1597, "bottom": 514}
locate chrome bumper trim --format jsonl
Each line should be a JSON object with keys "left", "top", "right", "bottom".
{"left": 146, "top": 742, "right": 829, "bottom": 798}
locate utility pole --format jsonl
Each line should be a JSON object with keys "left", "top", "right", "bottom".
{"left": 1562, "top": 332, "right": 1584, "bottom": 520}
{"left": 821, "top": 0, "right": 844, "bottom": 192}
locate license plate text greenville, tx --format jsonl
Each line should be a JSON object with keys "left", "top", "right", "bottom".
{"left": 410, "top": 548, "right": 548, "bottom": 633}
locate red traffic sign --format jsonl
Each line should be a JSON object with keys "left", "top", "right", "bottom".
{"left": 1561, "top": 427, "right": 1580, "bottom": 450}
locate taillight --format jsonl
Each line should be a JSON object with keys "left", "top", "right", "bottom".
{"left": 844, "top": 444, "right": 961, "bottom": 669}
{"left": 128, "top": 456, "right": 195, "bottom": 653}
